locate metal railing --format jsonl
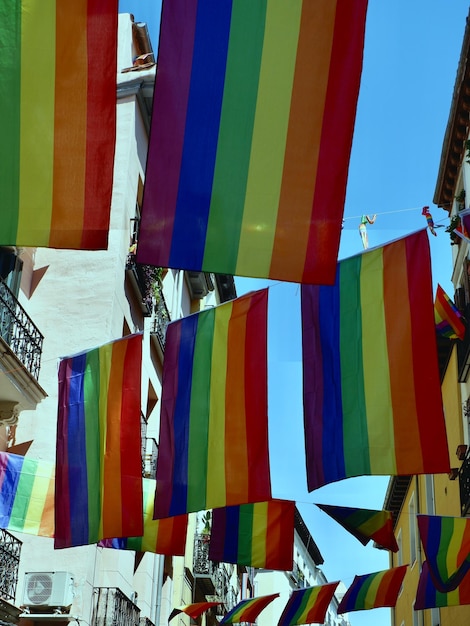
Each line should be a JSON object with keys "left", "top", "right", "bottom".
{"left": 150, "top": 284, "right": 170, "bottom": 350}
{"left": 193, "top": 535, "right": 234, "bottom": 603}
{"left": 459, "top": 454, "right": 470, "bottom": 515}
{"left": 92, "top": 588, "right": 140, "bottom": 626}
{"left": 0, "top": 528, "right": 22, "bottom": 602}
{"left": 0, "top": 278, "right": 43, "bottom": 380}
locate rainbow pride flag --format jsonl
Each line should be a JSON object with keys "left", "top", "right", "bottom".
{"left": 138, "top": 0, "right": 368, "bottom": 284}
{"left": 301, "top": 230, "right": 450, "bottom": 490}
{"left": 415, "top": 561, "right": 470, "bottom": 610}
{"left": 154, "top": 290, "right": 271, "bottom": 518}
{"left": 55, "top": 335, "right": 143, "bottom": 548}
{"left": 221, "top": 594, "right": 279, "bottom": 625}
{"left": 337, "top": 566, "right": 408, "bottom": 613}
{"left": 316, "top": 504, "right": 398, "bottom": 552}
{"left": 0, "top": 451, "right": 54, "bottom": 536}
{"left": 209, "top": 500, "right": 294, "bottom": 570}
{"left": 434, "top": 284, "right": 466, "bottom": 340}
{"left": 417, "top": 515, "right": 470, "bottom": 592}
{"left": 0, "top": 0, "right": 117, "bottom": 249}
{"left": 169, "top": 602, "right": 223, "bottom": 622}
{"left": 277, "top": 583, "right": 339, "bottom": 626}
{"left": 99, "top": 479, "right": 188, "bottom": 555}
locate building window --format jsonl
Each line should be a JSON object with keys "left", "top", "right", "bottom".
{"left": 409, "top": 494, "right": 417, "bottom": 566}
{"left": 396, "top": 529, "right": 403, "bottom": 567}
{"left": 0, "top": 248, "right": 22, "bottom": 297}
{"left": 425, "top": 474, "right": 435, "bottom": 514}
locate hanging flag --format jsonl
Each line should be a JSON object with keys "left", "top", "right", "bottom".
{"left": 0, "top": 451, "right": 54, "bottom": 537}
{"left": 221, "top": 594, "right": 279, "bottom": 625}
{"left": 277, "top": 583, "right": 339, "bottom": 626}
{"left": 98, "top": 478, "right": 188, "bottom": 555}
{"left": 0, "top": 0, "right": 117, "bottom": 249}
{"left": 434, "top": 284, "right": 466, "bottom": 340}
{"left": 137, "top": 0, "right": 368, "bottom": 285}
{"left": 209, "top": 500, "right": 295, "bottom": 570}
{"left": 417, "top": 515, "right": 470, "bottom": 592}
{"left": 169, "top": 602, "right": 223, "bottom": 622}
{"left": 337, "top": 566, "right": 408, "bottom": 613}
{"left": 415, "top": 561, "right": 470, "bottom": 610}
{"left": 315, "top": 504, "right": 398, "bottom": 552}
{"left": 422, "top": 206, "right": 437, "bottom": 236}
{"left": 154, "top": 290, "right": 271, "bottom": 518}
{"left": 55, "top": 335, "right": 143, "bottom": 548}
{"left": 301, "top": 230, "right": 450, "bottom": 490}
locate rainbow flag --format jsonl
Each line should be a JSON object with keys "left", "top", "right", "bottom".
{"left": 0, "top": 0, "right": 117, "bottom": 249}
{"left": 337, "top": 566, "right": 408, "bottom": 613}
{"left": 301, "top": 230, "right": 450, "bottom": 490}
{"left": 434, "top": 284, "right": 466, "bottom": 340}
{"left": 415, "top": 561, "right": 470, "bottom": 610}
{"left": 98, "top": 479, "right": 188, "bottom": 555}
{"left": 316, "top": 504, "right": 398, "bottom": 552}
{"left": 169, "top": 602, "right": 223, "bottom": 622}
{"left": 0, "top": 451, "right": 54, "bottom": 536}
{"left": 277, "top": 583, "right": 339, "bottom": 626}
{"left": 154, "top": 290, "right": 271, "bottom": 518}
{"left": 417, "top": 515, "right": 470, "bottom": 592}
{"left": 209, "top": 499, "right": 294, "bottom": 570}
{"left": 221, "top": 594, "right": 279, "bottom": 624}
{"left": 138, "top": 0, "right": 368, "bottom": 285}
{"left": 55, "top": 335, "right": 143, "bottom": 548}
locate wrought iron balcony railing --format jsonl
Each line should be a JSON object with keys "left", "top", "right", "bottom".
{"left": 150, "top": 284, "right": 170, "bottom": 350}
{"left": 0, "top": 278, "right": 43, "bottom": 380}
{"left": 0, "top": 528, "right": 22, "bottom": 602}
{"left": 92, "top": 587, "right": 140, "bottom": 626}
{"left": 193, "top": 535, "right": 234, "bottom": 603}
{"left": 459, "top": 453, "right": 470, "bottom": 516}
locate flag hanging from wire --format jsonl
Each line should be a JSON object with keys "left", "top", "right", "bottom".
{"left": 415, "top": 561, "right": 470, "bottom": 610}
{"left": 154, "top": 290, "right": 271, "bottom": 518}
{"left": 221, "top": 594, "right": 279, "bottom": 625}
{"left": 417, "top": 515, "right": 470, "bottom": 592}
{"left": 0, "top": 0, "right": 117, "bottom": 249}
{"left": 98, "top": 478, "right": 188, "bottom": 555}
{"left": 55, "top": 334, "right": 143, "bottom": 548}
{"left": 337, "top": 566, "right": 408, "bottom": 613}
{"left": 138, "top": 0, "right": 368, "bottom": 285}
{"left": 169, "top": 603, "right": 223, "bottom": 622}
{"left": 0, "top": 451, "right": 54, "bottom": 536}
{"left": 277, "top": 583, "right": 339, "bottom": 626}
{"left": 209, "top": 499, "right": 295, "bottom": 570}
{"left": 315, "top": 503, "right": 398, "bottom": 552}
{"left": 301, "top": 230, "right": 450, "bottom": 490}
{"left": 434, "top": 284, "right": 466, "bottom": 340}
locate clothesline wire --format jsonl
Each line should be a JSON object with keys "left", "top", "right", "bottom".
{"left": 344, "top": 203, "right": 453, "bottom": 223}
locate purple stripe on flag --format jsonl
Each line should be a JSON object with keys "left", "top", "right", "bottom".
{"left": 0, "top": 452, "right": 24, "bottom": 527}
{"left": 301, "top": 285, "right": 325, "bottom": 489}
{"left": 168, "top": 0, "right": 232, "bottom": 269}
{"left": 138, "top": 0, "right": 198, "bottom": 266}
{"left": 67, "top": 354, "right": 89, "bottom": 545}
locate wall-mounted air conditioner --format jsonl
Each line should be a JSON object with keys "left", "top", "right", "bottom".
{"left": 22, "top": 572, "right": 74, "bottom": 610}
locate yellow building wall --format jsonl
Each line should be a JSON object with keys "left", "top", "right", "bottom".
{"left": 391, "top": 347, "right": 470, "bottom": 626}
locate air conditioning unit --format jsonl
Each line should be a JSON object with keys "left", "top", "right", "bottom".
{"left": 22, "top": 572, "right": 74, "bottom": 610}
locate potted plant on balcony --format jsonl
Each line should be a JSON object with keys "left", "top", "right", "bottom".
{"left": 446, "top": 214, "right": 463, "bottom": 245}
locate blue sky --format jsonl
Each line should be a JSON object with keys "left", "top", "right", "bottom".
{"left": 119, "top": 2, "right": 470, "bottom": 624}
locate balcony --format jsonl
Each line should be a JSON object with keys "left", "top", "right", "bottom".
{"left": 92, "top": 588, "right": 140, "bottom": 626}
{"left": 0, "top": 528, "right": 22, "bottom": 603}
{"left": 193, "top": 535, "right": 235, "bottom": 608}
{"left": 459, "top": 452, "right": 470, "bottom": 516}
{"left": 0, "top": 279, "right": 45, "bottom": 416}
{"left": 150, "top": 285, "right": 170, "bottom": 351}
{"left": 457, "top": 303, "right": 470, "bottom": 382}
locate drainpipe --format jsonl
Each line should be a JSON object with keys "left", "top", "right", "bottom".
{"left": 152, "top": 554, "right": 165, "bottom": 626}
